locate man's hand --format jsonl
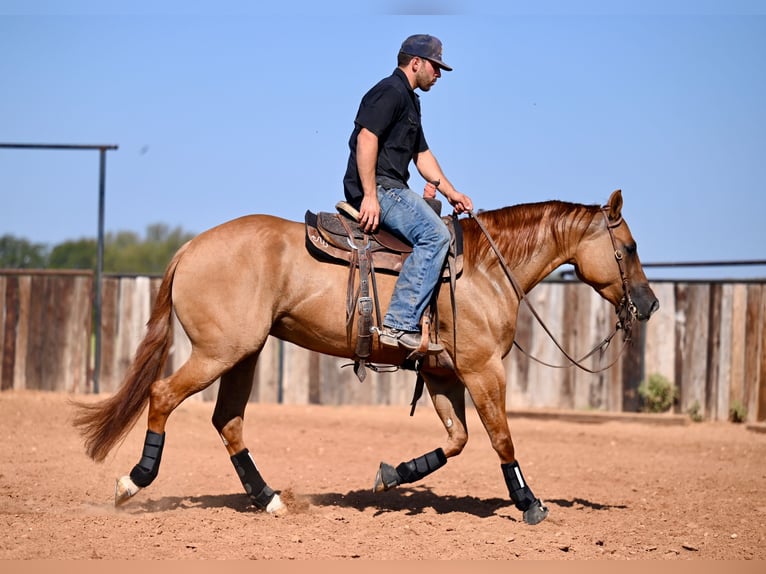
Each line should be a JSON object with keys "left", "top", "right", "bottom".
{"left": 423, "top": 176, "right": 472, "bottom": 214}
{"left": 358, "top": 194, "right": 381, "bottom": 233}
{"left": 446, "top": 190, "right": 474, "bottom": 214}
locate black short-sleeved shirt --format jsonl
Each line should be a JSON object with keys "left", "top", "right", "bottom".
{"left": 343, "top": 68, "right": 429, "bottom": 208}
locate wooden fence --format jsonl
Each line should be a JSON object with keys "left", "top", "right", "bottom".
{"left": 2, "top": 270, "right": 764, "bottom": 422}
{"left": 0, "top": 270, "right": 92, "bottom": 393}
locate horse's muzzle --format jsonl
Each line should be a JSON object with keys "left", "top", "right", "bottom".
{"left": 634, "top": 285, "right": 660, "bottom": 321}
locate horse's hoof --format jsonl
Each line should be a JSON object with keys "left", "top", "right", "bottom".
{"left": 523, "top": 499, "right": 549, "bottom": 525}
{"left": 373, "top": 462, "right": 400, "bottom": 493}
{"left": 114, "top": 475, "right": 141, "bottom": 506}
{"left": 265, "top": 492, "right": 288, "bottom": 516}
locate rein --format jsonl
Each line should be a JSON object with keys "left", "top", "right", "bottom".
{"left": 468, "top": 207, "right": 638, "bottom": 374}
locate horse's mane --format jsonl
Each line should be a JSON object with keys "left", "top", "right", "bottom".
{"left": 461, "top": 200, "right": 600, "bottom": 268}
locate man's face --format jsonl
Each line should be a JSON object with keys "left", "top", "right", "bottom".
{"left": 414, "top": 57, "right": 441, "bottom": 92}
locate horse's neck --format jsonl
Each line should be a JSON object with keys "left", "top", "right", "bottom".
{"left": 481, "top": 206, "right": 584, "bottom": 292}
{"left": 513, "top": 244, "right": 572, "bottom": 293}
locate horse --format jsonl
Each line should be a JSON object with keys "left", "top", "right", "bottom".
{"left": 72, "top": 189, "right": 658, "bottom": 525}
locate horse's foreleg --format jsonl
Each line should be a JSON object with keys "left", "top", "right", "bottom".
{"left": 463, "top": 360, "right": 549, "bottom": 525}
{"left": 373, "top": 374, "right": 468, "bottom": 492}
{"left": 114, "top": 352, "right": 228, "bottom": 506}
{"left": 212, "top": 354, "right": 286, "bottom": 515}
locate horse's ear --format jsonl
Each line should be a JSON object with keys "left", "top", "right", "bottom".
{"left": 606, "top": 189, "right": 623, "bottom": 222}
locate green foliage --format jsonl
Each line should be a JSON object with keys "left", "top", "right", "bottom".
{"left": 638, "top": 373, "right": 678, "bottom": 413}
{"left": 104, "top": 224, "right": 194, "bottom": 274}
{"left": 48, "top": 238, "right": 98, "bottom": 269}
{"left": 729, "top": 400, "right": 747, "bottom": 424}
{"left": 1, "top": 224, "right": 196, "bottom": 275}
{"left": 0, "top": 235, "right": 48, "bottom": 268}
{"left": 687, "top": 400, "right": 704, "bottom": 423}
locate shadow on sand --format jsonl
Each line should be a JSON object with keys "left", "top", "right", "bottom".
{"left": 121, "top": 486, "right": 625, "bottom": 520}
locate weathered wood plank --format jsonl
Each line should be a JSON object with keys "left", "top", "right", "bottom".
{"left": 597, "top": 292, "right": 624, "bottom": 413}
{"left": 621, "top": 322, "right": 645, "bottom": 412}
{"left": 98, "top": 277, "right": 119, "bottom": 393}
{"left": 644, "top": 282, "right": 676, "bottom": 387}
{"left": 729, "top": 284, "right": 748, "bottom": 416}
{"left": 744, "top": 284, "right": 764, "bottom": 423}
{"left": 24, "top": 275, "right": 45, "bottom": 390}
{"left": 506, "top": 289, "right": 534, "bottom": 409}
{"left": 67, "top": 275, "right": 92, "bottom": 393}
{"left": 308, "top": 351, "right": 321, "bottom": 404}
{"left": 590, "top": 290, "right": 617, "bottom": 410}
{"left": 41, "top": 275, "right": 68, "bottom": 391}
{"left": 114, "top": 277, "right": 135, "bottom": 384}
{"left": 558, "top": 282, "right": 578, "bottom": 410}
{"left": 706, "top": 284, "right": 723, "bottom": 420}
{"left": 524, "top": 283, "right": 566, "bottom": 409}
{"left": 318, "top": 352, "right": 361, "bottom": 405}
{"left": 714, "top": 284, "right": 734, "bottom": 422}
{"left": 1, "top": 276, "right": 17, "bottom": 391}
{"left": 675, "top": 284, "right": 710, "bottom": 416}
{"left": 571, "top": 284, "right": 600, "bottom": 410}
{"left": 254, "top": 336, "right": 280, "bottom": 404}
{"left": 318, "top": 351, "right": 345, "bottom": 405}
{"left": 281, "top": 342, "right": 311, "bottom": 405}
{"left": 14, "top": 276, "right": 30, "bottom": 391}
{"left": 566, "top": 283, "right": 618, "bottom": 411}
{"left": 38, "top": 276, "right": 57, "bottom": 391}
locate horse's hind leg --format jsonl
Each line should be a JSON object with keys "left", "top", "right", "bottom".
{"left": 211, "top": 353, "right": 286, "bottom": 515}
{"left": 114, "top": 350, "right": 232, "bottom": 505}
{"left": 373, "top": 373, "right": 468, "bottom": 492}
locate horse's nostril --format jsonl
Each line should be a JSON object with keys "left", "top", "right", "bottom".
{"left": 650, "top": 299, "right": 660, "bottom": 316}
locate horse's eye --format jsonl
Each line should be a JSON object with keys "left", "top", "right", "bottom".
{"left": 624, "top": 243, "right": 637, "bottom": 256}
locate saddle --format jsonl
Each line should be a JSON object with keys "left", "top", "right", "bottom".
{"left": 305, "top": 200, "right": 463, "bottom": 277}
{"left": 304, "top": 199, "right": 463, "bottom": 385}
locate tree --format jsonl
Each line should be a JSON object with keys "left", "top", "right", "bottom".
{"left": 0, "top": 235, "right": 48, "bottom": 268}
{"left": 104, "top": 224, "right": 194, "bottom": 274}
{"left": 48, "top": 238, "right": 98, "bottom": 270}
{"left": 2, "top": 224, "right": 196, "bottom": 274}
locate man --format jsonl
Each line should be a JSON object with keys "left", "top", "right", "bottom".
{"left": 343, "top": 34, "right": 473, "bottom": 354}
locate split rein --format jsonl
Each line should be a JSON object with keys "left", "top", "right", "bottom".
{"left": 467, "top": 208, "right": 638, "bottom": 374}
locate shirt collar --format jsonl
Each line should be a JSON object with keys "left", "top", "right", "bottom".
{"left": 392, "top": 68, "right": 420, "bottom": 106}
{"left": 393, "top": 68, "right": 417, "bottom": 93}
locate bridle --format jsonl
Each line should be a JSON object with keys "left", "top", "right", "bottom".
{"left": 600, "top": 209, "right": 638, "bottom": 340}
{"left": 468, "top": 205, "right": 638, "bottom": 374}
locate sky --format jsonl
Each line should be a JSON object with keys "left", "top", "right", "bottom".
{"left": 1, "top": 0, "right": 765, "bottom": 280}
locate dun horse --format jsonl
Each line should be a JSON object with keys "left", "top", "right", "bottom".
{"left": 73, "top": 189, "right": 658, "bottom": 525}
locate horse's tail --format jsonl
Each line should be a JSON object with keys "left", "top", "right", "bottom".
{"left": 72, "top": 240, "right": 191, "bottom": 462}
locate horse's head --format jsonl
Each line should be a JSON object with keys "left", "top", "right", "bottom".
{"left": 571, "top": 190, "right": 659, "bottom": 327}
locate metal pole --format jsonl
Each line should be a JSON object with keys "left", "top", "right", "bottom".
{"left": 94, "top": 148, "right": 107, "bottom": 394}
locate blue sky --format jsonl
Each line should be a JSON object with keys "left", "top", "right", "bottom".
{"left": 1, "top": 0, "right": 765, "bottom": 279}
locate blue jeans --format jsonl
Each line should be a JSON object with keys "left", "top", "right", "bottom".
{"left": 377, "top": 185, "right": 451, "bottom": 332}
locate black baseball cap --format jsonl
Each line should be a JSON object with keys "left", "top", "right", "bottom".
{"left": 399, "top": 34, "right": 452, "bottom": 71}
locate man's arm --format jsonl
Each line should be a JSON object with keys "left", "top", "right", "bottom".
{"left": 356, "top": 127, "right": 381, "bottom": 232}
{"left": 414, "top": 149, "right": 473, "bottom": 214}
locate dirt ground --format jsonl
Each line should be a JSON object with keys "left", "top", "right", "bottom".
{"left": 1, "top": 390, "right": 765, "bottom": 560}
